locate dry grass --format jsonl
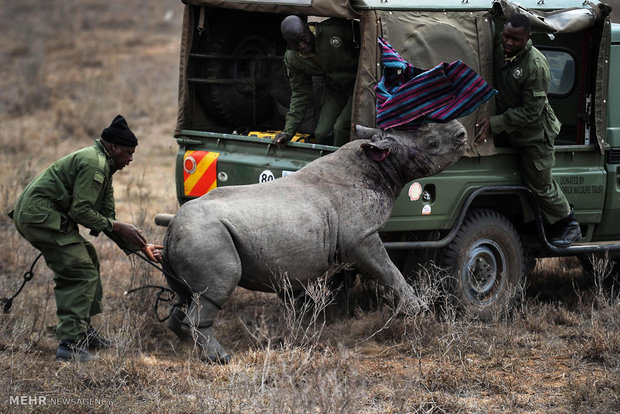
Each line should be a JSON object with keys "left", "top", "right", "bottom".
{"left": 1, "top": 1, "right": 620, "bottom": 412}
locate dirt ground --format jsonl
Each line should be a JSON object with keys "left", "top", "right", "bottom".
{"left": 0, "top": 1, "right": 619, "bottom": 413}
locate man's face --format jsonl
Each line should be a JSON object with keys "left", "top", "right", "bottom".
{"left": 288, "top": 27, "right": 315, "bottom": 55}
{"left": 109, "top": 144, "right": 135, "bottom": 170}
{"left": 501, "top": 23, "right": 530, "bottom": 57}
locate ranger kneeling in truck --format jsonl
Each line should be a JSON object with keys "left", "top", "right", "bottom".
{"left": 274, "top": 15, "right": 359, "bottom": 147}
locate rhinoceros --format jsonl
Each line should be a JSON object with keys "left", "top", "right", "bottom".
{"left": 161, "top": 120, "right": 467, "bottom": 363}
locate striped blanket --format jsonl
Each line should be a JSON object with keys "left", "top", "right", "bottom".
{"left": 376, "top": 37, "right": 496, "bottom": 130}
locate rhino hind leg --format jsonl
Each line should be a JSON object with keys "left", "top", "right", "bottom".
{"left": 167, "top": 305, "right": 192, "bottom": 341}
{"left": 164, "top": 221, "right": 242, "bottom": 364}
{"left": 166, "top": 217, "right": 241, "bottom": 364}
{"left": 168, "top": 296, "right": 231, "bottom": 364}
{"left": 191, "top": 297, "right": 232, "bottom": 364}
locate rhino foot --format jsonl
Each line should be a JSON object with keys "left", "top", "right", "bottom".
{"left": 402, "top": 296, "right": 429, "bottom": 315}
{"left": 194, "top": 327, "right": 231, "bottom": 364}
{"left": 397, "top": 287, "right": 429, "bottom": 316}
{"left": 202, "top": 353, "right": 231, "bottom": 365}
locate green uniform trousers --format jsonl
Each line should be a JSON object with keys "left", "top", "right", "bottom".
{"left": 315, "top": 90, "right": 352, "bottom": 147}
{"left": 517, "top": 138, "right": 571, "bottom": 225}
{"left": 12, "top": 200, "right": 102, "bottom": 341}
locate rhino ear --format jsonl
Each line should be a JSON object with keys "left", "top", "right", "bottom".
{"left": 361, "top": 142, "right": 390, "bottom": 162}
{"left": 355, "top": 125, "right": 380, "bottom": 140}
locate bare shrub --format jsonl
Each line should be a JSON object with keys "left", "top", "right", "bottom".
{"left": 569, "top": 374, "right": 620, "bottom": 413}
{"left": 259, "top": 348, "right": 366, "bottom": 413}
{"left": 577, "top": 327, "right": 620, "bottom": 365}
{"left": 275, "top": 269, "right": 338, "bottom": 350}
{"left": 587, "top": 252, "right": 619, "bottom": 308}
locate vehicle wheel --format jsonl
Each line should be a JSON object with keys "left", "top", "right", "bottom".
{"left": 439, "top": 208, "right": 525, "bottom": 320}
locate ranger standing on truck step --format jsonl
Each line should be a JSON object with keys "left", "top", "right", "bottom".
{"left": 274, "top": 15, "right": 359, "bottom": 147}
{"left": 475, "top": 13, "right": 581, "bottom": 247}
{"left": 10, "top": 114, "right": 163, "bottom": 362}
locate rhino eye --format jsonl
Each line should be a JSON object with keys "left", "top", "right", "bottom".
{"left": 427, "top": 139, "right": 440, "bottom": 153}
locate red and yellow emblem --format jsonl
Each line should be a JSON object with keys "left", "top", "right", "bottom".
{"left": 183, "top": 151, "right": 220, "bottom": 197}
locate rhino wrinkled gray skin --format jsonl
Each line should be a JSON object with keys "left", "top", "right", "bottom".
{"left": 162, "top": 120, "right": 467, "bottom": 363}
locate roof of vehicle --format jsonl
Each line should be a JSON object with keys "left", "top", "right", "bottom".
{"left": 181, "top": 0, "right": 597, "bottom": 15}
{"left": 350, "top": 0, "right": 590, "bottom": 11}
{"left": 180, "top": 0, "right": 360, "bottom": 18}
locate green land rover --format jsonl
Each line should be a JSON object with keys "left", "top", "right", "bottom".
{"left": 158, "top": 0, "right": 620, "bottom": 318}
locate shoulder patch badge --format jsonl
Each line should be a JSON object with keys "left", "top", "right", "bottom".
{"left": 512, "top": 67, "right": 523, "bottom": 79}
{"left": 93, "top": 171, "right": 105, "bottom": 184}
{"left": 330, "top": 36, "right": 342, "bottom": 48}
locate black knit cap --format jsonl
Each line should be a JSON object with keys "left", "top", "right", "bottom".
{"left": 101, "top": 114, "right": 138, "bottom": 147}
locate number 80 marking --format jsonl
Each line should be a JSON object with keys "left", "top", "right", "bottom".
{"left": 259, "top": 170, "right": 275, "bottom": 183}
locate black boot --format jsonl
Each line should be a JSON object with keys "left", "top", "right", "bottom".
{"left": 82, "top": 327, "right": 112, "bottom": 349}
{"left": 549, "top": 209, "right": 581, "bottom": 247}
{"left": 56, "top": 340, "right": 95, "bottom": 362}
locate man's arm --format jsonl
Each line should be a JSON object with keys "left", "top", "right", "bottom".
{"left": 67, "top": 163, "right": 115, "bottom": 233}
{"left": 99, "top": 182, "right": 158, "bottom": 256}
{"left": 99, "top": 177, "right": 115, "bottom": 220}
{"left": 490, "top": 60, "right": 550, "bottom": 134}
{"left": 104, "top": 222, "right": 162, "bottom": 261}
{"left": 69, "top": 162, "right": 154, "bottom": 256}
{"left": 282, "top": 53, "right": 312, "bottom": 137}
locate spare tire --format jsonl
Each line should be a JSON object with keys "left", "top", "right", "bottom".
{"left": 196, "top": 11, "right": 289, "bottom": 129}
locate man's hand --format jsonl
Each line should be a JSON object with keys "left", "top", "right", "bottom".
{"left": 273, "top": 132, "right": 292, "bottom": 147}
{"left": 474, "top": 118, "right": 491, "bottom": 146}
{"left": 142, "top": 244, "right": 164, "bottom": 262}
{"left": 112, "top": 221, "right": 147, "bottom": 249}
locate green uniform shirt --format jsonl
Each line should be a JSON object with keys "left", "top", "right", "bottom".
{"left": 283, "top": 18, "right": 359, "bottom": 136}
{"left": 13, "top": 139, "right": 135, "bottom": 253}
{"left": 490, "top": 40, "right": 561, "bottom": 146}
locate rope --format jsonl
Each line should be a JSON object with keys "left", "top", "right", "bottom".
{"left": 1, "top": 252, "right": 43, "bottom": 313}
{"left": 0, "top": 249, "right": 222, "bottom": 325}
{"left": 128, "top": 251, "right": 223, "bottom": 325}
{"left": 124, "top": 284, "right": 176, "bottom": 322}
{"left": 132, "top": 251, "right": 222, "bottom": 310}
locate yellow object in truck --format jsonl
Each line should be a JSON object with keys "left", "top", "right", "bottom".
{"left": 247, "top": 131, "right": 312, "bottom": 143}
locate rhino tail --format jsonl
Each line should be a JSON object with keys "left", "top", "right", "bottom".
{"left": 160, "top": 231, "right": 192, "bottom": 301}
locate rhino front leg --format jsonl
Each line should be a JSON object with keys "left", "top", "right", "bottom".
{"left": 349, "top": 233, "right": 427, "bottom": 314}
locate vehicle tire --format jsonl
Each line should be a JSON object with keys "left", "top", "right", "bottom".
{"left": 439, "top": 208, "right": 526, "bottom": 320}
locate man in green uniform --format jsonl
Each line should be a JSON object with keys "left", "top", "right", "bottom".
{"left": 10, "top": 115, "right": 162, "bottom": 362}
{"left": 274, "top": 15, "right": 359, "bottom": 147}
{"left": 475, "top": 14, "right": 581, "bottom": 247}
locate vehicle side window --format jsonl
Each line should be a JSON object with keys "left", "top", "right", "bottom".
{"left": 539, "top": 49, "right": 576, "bottom": 97}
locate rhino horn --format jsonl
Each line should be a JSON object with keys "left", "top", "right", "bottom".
{"left": 355, "top": 125, "right": 380, "bottom": 140}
